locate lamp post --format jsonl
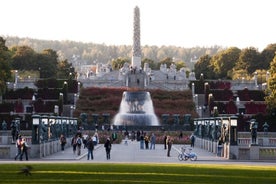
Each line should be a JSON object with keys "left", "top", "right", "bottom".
{"left": 229, "top": 116, "right": 238, "bottom": 145}
{"left": 254, "top": 72, "right": 258, "bottom": 88}
{"left": 192, "top": 83, "right": 195, "bottom": 96}
{"left": 32, "top": 115, "right": 41, "bottom": 144}
{"left": 200, "top": 73, "right": 204, "bottom": 80}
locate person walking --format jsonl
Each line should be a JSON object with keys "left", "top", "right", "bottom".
{"left": 82, "top": 133, "right": 88, "bottom": 149}
{"left": 86, "top": 137, "right": 94, "bottom": 160}
{"left": 166, "top": 136, "right": 173, "bottom": 157}
{"left": 150, "top": 133, "right": 156, "bottom": 150}
{"left": 14, "top": 135, "right": 22, "bottom": 160}
{"left": 140, "top": 134, "right": 144, "bottom": 149}
{"left": 190, "top": 133, "right": 195, "bottom": 148}
{"left": 163, "top": 134, "right": 167, "bottom": 150}
{"left": 71, "top": 135, "right": 77, "bottom": 154}
{"left": 60, "top": 134, "right": 67, "bottom": 153}
{"left": 76, "top": 135, "right": 82, "bottom": 156}
{"left": 19, "top": 138, "right": 29, "bottom": 161}
{"left": 104, "top": 137, "right": 112, "bottom": 160}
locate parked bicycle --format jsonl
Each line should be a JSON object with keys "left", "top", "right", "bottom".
{"left": 178, "top": 146, "right": 197, "bottom": 161}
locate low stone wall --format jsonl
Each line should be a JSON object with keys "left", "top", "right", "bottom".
{"left": 195, "top": 137, "right": 276, "bottom": 160}
{"left": 0, "top": 137, "right": 72, "bottom": 159}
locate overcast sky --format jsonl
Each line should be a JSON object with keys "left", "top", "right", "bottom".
{"left": 1, "top": 0, "right": 275, "bottom": 50}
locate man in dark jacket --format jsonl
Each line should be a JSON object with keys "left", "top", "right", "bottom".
{"left": 86, "top": 137, "right": 94, "bottom": 160}
{"left": 104, "top": 137, "right": 112, "bottom": 160}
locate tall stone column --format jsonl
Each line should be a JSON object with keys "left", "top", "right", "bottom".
{"left": 132, "top": 6, "right": 141, "bottom": 69}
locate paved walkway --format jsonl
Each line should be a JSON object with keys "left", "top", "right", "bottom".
{"left": 40, "top": 140, "right": 225, "bottom": 163}
{"left": 2, "top": 140, "right": 276, "bottom": 165}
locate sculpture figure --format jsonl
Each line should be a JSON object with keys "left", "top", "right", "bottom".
{"left": 250, "top": 120, "right": 258, "bottom": 144}
{"left": 263, "top": 122, "right": 269, "bottom": 135}
{"left": 2, "top": 120, "right": 7, "bottom": 130}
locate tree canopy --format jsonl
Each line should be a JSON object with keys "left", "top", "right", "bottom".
{"left": 195, "top": 46, "right": 276, "bottom": 80}
{"left": 0, "top": 37, "right": 11, "bottom": 94}
{"left": 265, "top": 54, "right": 276, "bottom": 113}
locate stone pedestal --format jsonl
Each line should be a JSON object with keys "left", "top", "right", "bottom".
{"left": 250, "top": 144, "right": 260, "bottom": 160}
{"left": 262, "top": 137, "right": 269, "bottom": 146}
{"left": 0, "top": 131, "right": 9, "bottom": 144}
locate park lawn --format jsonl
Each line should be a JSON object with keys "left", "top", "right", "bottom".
{"left": 0, "top": 163, "right": 275, "bottom": 184}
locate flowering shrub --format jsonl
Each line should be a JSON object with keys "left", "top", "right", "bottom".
{"left": 74, "top": 87, "right": 198, "bottom": 124}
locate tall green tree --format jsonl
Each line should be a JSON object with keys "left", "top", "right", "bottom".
{"left": 11, "top": 46, "right": 37, "bottom": 70}
{"left": 235, "top": 47, "right": 261, "bottom": 74}
{"left": 265, "top": 54, "right": 276, "bottom": 113}
{"left": 211, "top": 47, "right": 241, "bottom": 79}
{"left": 37, "top": 49, "right": 58, "bottom": 78}
{"left": 194, "top": 55, "right": 214, "bottom": 79}
{"left": 261, "top": 44, "right": 276, "bottom": 70}
{"left": 0, "top": 37, "right": 11, "bottom": 95}
{"left": 57, "top": 59, "right": 75, "bottom": 79}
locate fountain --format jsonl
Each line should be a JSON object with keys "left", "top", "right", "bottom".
{"left": 113, "top": 91, "right": 160, "bottom": 126}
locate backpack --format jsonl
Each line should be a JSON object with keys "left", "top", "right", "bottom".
{"left": 77, "top": 138, "right": 82, "bottom": 145}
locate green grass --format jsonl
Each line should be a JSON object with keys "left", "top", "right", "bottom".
{"left": 0, "top": 163, "right": 276, "bottom": 184}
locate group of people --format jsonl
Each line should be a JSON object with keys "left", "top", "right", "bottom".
{"left": 139, "top": 132, "right": 156, "bottom": 150}
{"left": 60, "top": 132, "right": 112, "bottom": 160}
{"left": 14, "top": 135, "right": 29, "bottom": 161}
{"left": 163, "top": 135, "right": 173, "bottom": 157}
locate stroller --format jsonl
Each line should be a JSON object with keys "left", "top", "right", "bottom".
{"left": 178, "top": 146, "right": 197, "bottom": 161}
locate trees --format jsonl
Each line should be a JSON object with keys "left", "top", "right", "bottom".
{"left": 194, "top": 47, "right": 262, "bottom": 80}
{"left": 11, "top": 47, "right": 59, "bottom": 78}
{"left": 38, "top": 49, "right": 58, "bottom": 78}
{"left": 111, "top": 57, "right": 130, "bottom": 70}
{"left": 57, "top": 59, "right": 75, "bottom": 79}
{"left": 142, "top": 58, "right": 157, "bottom": 70}
{"left": 235, "top": 47, "right": 261, "bottom": 74}
{"left": 194, "top": 55, "right": 214, "bottom": 79}
{"left": 211, "top": 47, "right": 241, "bottom": 79}
{"left": 261, "top": 44, "right": 276, "bottom": 70}
{"left": 158, "top": 57, "right": 173, "bottom": 69}
{"left": 11, "top": 46, "right": 37, "bottom": 70}
{"left": 0, "top": 37, "right": 11, "bottom": 95}
{"left": 265, "top": 55, "right": 276, "bottom": 113}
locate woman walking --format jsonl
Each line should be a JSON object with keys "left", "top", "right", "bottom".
{"left": 104, "top": 137, "right": 112, "bottom": 160}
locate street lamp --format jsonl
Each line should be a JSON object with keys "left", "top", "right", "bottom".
{"left": 192, "top": 83, "right": 195, "bottom": 96}
{"left": 32, "top": 115, "right": 41, "bottom": 144}
{"left": 200, "top": 73, "right": 204, "bottom": 81}
{"left": 254, "top": 72, "right": 259, "bottom": 88}
{"left": 230, "top": 116, "right": 238, "bottom": 145}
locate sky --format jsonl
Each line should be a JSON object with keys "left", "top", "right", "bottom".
{"left": 1, "top": 0, "right": 276, "bottom": 50}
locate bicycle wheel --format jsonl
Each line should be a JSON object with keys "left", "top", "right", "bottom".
{"left": 178, "top": 154, "right": 183, "bottom": 161}
{"left": 190, "top": 155, "right": 197, "bottom": 161}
